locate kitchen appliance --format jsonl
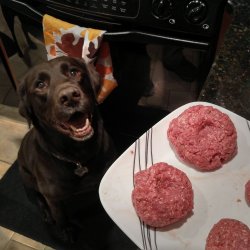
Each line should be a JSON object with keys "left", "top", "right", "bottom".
{"left": 1, "top": 0, "right": 229, "bottom": 146}
{"left": 1, "top": 0, "right": 227, "bottom": 40}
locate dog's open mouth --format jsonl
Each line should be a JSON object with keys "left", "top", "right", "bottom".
{"left": 58, "top": 112, "right": 94, "bottom": 140}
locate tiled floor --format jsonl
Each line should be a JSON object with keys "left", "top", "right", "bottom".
{"left": 0, "top": 104, "right": 54, "bottom": 250}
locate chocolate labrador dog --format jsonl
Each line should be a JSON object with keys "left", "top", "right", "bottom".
{"left": 17, "top": 56, "right": 116, "bottom": 244}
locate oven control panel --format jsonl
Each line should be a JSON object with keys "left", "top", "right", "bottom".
{"left": 47, "top": 0, "right": 140, "bottom": 18}
{"left": 152, "top": 0, "right": 208, "bottom": 24}
{"left": 44, "top": 0, "right": 227, "bottom": 38}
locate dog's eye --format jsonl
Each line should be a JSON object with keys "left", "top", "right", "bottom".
{"left": 69, "top": 69, "right": 81, "bottom": 78}
{"left": 35, "top": 80, "right": 47, "bottom": 89}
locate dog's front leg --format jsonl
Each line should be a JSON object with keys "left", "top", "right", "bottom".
{"left": 18, "top": 165, "right": 55, "bottom": 225}
{"left": 45, "top": 198, "right": 76, "bottom": 243}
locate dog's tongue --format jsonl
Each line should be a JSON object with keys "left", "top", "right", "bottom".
{"left": 69, "top": 118, "right": 85, "bottom": 130}
{"left": 65, "top": 112, "right": 93, "bottom": 139}
{"left": 59, "top": 112, "right": 93, "bottom": 139}
{"left": 68, "top": 112, "right": 86, "bottom": 129}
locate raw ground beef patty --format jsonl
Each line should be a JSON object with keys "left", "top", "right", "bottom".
{"left": 131, "top": 162, "right": 194, "bottom": 228}
{"left": 245, "top": 180, "right": 250, "bottom": 205}
{"left": 167, "top": 105, "right": 237, "bottom": 171}
{"left": 205, "top": 218, "right": 250, "bottom": 250}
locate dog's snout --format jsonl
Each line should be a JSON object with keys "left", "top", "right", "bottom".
{"left": 59, "top": 87, "right": 81, "bottom": 107}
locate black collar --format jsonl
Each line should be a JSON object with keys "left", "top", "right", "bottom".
{"left": 51, "top": 152, "right": 89, "bottom": 177}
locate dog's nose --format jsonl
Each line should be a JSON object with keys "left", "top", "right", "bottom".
{"left": 59, "top": 88, "right": 81, "bottom": 107}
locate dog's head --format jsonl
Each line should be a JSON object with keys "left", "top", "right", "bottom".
{"left": 18, "top": 56, "right": 101, "bottom": 141}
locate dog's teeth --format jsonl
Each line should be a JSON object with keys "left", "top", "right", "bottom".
{"left": 64, "top": 117, "right": 93, "bottom": 139}
{"left": 84, "top": 118, "right": 89, "bottom": 128}
{"left": 85, "top": 119, "right": 91, "bottom": 130}
{"left": 69, "top": 125, "right": 77, "bottom": 131}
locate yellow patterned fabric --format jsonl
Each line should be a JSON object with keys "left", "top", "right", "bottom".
{"left": 43, "top": 14, "right": 117, "bottom": 103}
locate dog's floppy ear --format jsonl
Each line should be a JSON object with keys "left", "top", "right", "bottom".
{"left": 86, "top": 62, "right": 101, "bottom": 98}
{"left": 17, "top": 78, "right": 33, "bottom": 127}
{"left": 72, "top": 57, "right": 101, "bottom": 99}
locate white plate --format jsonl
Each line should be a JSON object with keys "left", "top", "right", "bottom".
{"left": 99, "top": 101, "right": 250, "bottom": 250}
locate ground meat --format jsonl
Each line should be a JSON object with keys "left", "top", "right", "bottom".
{"left": 205, "top": 218, "right": 250, "bottom": 250}
{"left": 131, "top": 162, "right": 194, "bottom": 228}
{"left": 245, "top": 180, "right": 250, "bottom": 205}
{"left": 167, "top": 105, "right": 237, "bottom": 171}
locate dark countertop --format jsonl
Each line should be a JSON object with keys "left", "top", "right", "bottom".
{"left": 199, "top": 0, "right": 250, "bottom": 120}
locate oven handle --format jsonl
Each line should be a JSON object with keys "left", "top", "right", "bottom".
{"left": 1, "top": 0, "right": 210, "bottom": 49}
{"left": 105, "top": 31, "right": 209, "bottom": 49}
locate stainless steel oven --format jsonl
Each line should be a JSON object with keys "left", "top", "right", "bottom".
{"left": 0, "top": 0, "right": 229, "bottom": 149}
